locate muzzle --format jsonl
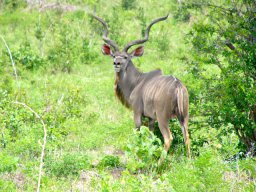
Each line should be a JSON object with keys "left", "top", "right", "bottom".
{"left": 114, "top": 62, "right": 121, "bottom": 72}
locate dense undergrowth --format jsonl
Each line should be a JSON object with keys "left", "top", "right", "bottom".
{"left": 0, "top": 0, "right": 255, "bottom": 191}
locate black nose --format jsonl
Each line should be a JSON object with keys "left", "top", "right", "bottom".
{"left": 114, "top": 62, "right": 120, "bottom": 65}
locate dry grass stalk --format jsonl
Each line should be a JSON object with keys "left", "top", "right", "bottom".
{"left": 1, "top": 35, "right": 20, "bottom": 94}
{"left": 13, "top": 101, "right": 47, "bottom": 192}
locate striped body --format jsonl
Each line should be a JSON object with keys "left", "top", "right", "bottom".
{"left": 115, "top": 61, "right": 190, "bottom": 157}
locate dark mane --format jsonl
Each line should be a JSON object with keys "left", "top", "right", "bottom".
{"left": 114, "top": 74, "right": 131, "bottom": 109}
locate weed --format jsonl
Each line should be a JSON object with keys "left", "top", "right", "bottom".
{"left": 125, "top": 126, "right": 166, "bottom": 173}
{"left": 97, "top": 155, "right": 121, "bottom": 169}
{"left": 0, "top": 152, "right": 19, "bottom": 173}
{"left": 44, "top": 152, "right": 90, "bottom": 177}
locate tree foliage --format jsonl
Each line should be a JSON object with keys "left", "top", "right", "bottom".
{"left": 184, "top": 0, "right": 256, "bottom": 151}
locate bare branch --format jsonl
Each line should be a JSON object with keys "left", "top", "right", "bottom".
{"left": 1, "top": 35, "right": 20, "bottom": 94}
{"left": 225, "top": 40, "right": 235, "bottom": 50}
{"left": 13, "top": 101, "right": 47, "bottom": 192}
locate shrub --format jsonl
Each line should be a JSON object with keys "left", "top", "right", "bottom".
{"left": 97, "top": 155, "right": 121, "bottom": 169}
{"left": 44, "top": 153, "right": 90, "bottom": 177}
{"left": 0, "top": 0, "right": 27, "bottom": 10}
{"left": 0, "top": 179, "right": 16, "bottom": 191}
{"left": 165, "top": 146, "right": 231, "bottom": 191}
{"left": 121, "top": 0, "right": 136, "bottom": 10}
{"left": 0, "top": 152, "right": 19, "bottom": 173}
{"left": 125, "top": 126, "right": 166, "bottom": 173}
{"left": 185, "top": 0, "right": 256, "bottom": 152}
{"left": 11, "top": 42, "right": 45, "bottom": 70}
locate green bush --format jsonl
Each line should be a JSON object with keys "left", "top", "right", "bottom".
{"left": 173, "top": 7, "right": 191, "bottom": 22}
{"left": 0, "top": 179, "right": 17, "bottom": 191}
{"left": 0, "top": 0, "right": 27, "bottom": 10}
{"left": 121, "top": 0, "right": 136, "bottom": 10}
{"left": 166, "top": 147, "right": 230, "bottom": 191}
{"left": 11, "top": 42, "right": 45, "bottom": 70}
{"left": 97, "top": 155, "right": 121, "bottom": 169}
{"left": 185, "top": 0, "right": 256, "bottom": 152}
{"left": 0, "top": 152, "right": 19, "bottom": 173}
{"left": 44, "top": 153, "right": 90, "bottom": 177}
{"left": 125, "top": 126, "right": 166, "bottom": 173}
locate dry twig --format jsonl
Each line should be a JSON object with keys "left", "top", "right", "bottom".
{"left": 0, "top": 35, "right": 20, "bottom": 93}
{"left": 13, "top": 101, "right": 47, "bottom": 192}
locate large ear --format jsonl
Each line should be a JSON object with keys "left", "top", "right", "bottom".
{"left": 130, "top": 46, "right": 144, "bottom": 57}
{"left": 101, "top": 44, "right": 113, "bottom": 56}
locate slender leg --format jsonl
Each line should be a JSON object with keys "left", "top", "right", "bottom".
{"left": 156, "top": 115, "right": 173, "bottom": 164}
{"left": 157, "top": 116, "right": 173, "bottom": 152}
{"left": 179, "top": 116, "right": 191, "bottom": 158}
{"left": 134, "top": 112, "right": 142, "bottom": 130}
{"left": 148, "top": 118, "right": 155, "bottom": 132}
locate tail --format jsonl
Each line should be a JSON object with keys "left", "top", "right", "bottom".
{"left": 176, "top": 84, "right": 189, "bottom": 134}
{"left": 176, "top": 85, "right": 191, "bottom": 157}
{"left": 176, "top": 85, "right": 185, "bottom": 123}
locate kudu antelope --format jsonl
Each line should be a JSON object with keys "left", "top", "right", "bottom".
{"left": 93, "top": 14, "right": 191, "bottom": 157}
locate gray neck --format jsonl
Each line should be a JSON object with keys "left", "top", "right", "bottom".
{"left": 116, "top": 61, "right": 142, "bottom": 105}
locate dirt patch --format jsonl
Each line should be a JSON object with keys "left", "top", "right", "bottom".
{"left": 73, "top": 170, "right": 101, "bottom": 191}
{"left": 25, "top": 0, "right": 89, "bottom": 12}
{"left": 80, "top": 170, "right": 101, "bottom": 183}
{"left": 103, "top": 146, "right": 125, "bottom": 156}
{"left": 39, "top": 3, "right": 80, "bottom": 12}
{"left": 110, "top": 167, "right": 124, "bottom": 179}
{"left": 223, "top": 171, "right": 254, "bottom": 182}
{"left": 2, "top": 172, "right": 26, "bottom": 190}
